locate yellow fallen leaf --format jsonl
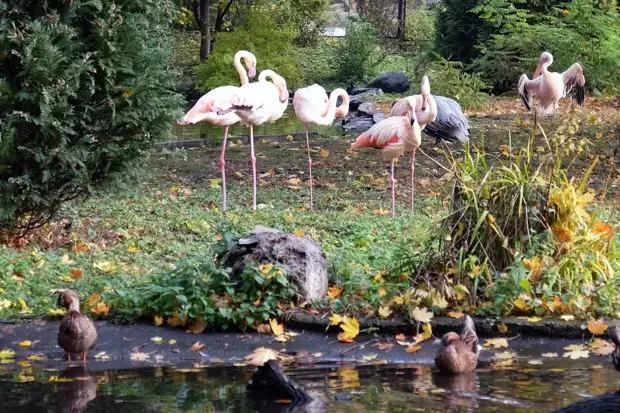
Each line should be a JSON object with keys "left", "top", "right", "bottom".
{"left": 19, "top": 298, "right": 29, "bottom": 311}
{"left": 447, "top": 311, "right": 464, "bottom": 319}
{"left": 189, "top": 317, "right": 207, "bottom": 334}
{"left": 18, "top": 340, "right": 32, "bottom": 348}
{"left": 294, "top": 229, "right": 305, "bottom": 237}
{"left": 329, "top": 314, "right": 344, "bottom": 326}
{"left": 127, "top": 246, "right": 141, "bottom": 253}
{"left": 151, "top": 336, "right": 163, "bottom": 343}
{"left": 483, "top": 338, "right": 509, "bottom": 349}
{"left": 312, "top": 352, "right": 323, "bottom": 357}
{"left": 87, "top": 293, "right": 101, "bottom": 307}
{"left": 287, "top": 178, "right": 302, "bottom": 189}
{"left": 256, "top": 324, "right": 271, "bottom": 334}
{"left": 93, "top": 261, "right": 116, "bottom": 273}
{"left": 0, "top": 299, "right": 11, "bottom": 310}
{"left": 320, "top": 148, "right": 329, "bottom": 158}
{"left": 563, "top": 349, "right": 590, "bottom": 360}
{"left": 168, "top": 339, "right": 177, "bottom": 345}
{"left": 378, "top": 306, "right": 392, "bottom": 319}
{"left": 527, "top": 316, "right": 543, "bottom": 323}
{"left": 49, "top": 376, "right": 74, "bottom": 382}
{"left": 495, "top": 351, "right": 517, "bottom": 360}
{"left": 589, "top": 338, "right": 615, "bottom": 356}
{"left": 274, "top": 335, "right": 289, "bottom": 343}
{"left": 94, "top": 352, "right": 109, "bottom": 360}
{"left": 542, "top": 352, "right": 558, "bottom": 358}
{"left": 48, "top": 308, "right": 66, "bottom": 316}
{"left": 560, "top": 315, "right": 575, "bottom": 321}
{"left": 190, "top": 342, "right": 205, "bottom": 351}
{"left": 167, "top": 312, "right": 186, "bottom": 327}
{"left": 528, "top": 360, "right": 543, "bottom": 365}
{"left": 413, "top": 323, "right": 433, "bottom": 344}
{"left": 378, "top": 288, "right": 386, "bottom": 297}
{"left": 490, "top": 359, "right": 514, "bottom": 369}
{"left": 410, "top": 307, "right": 433, "bottom": 323}
{"left": 327, "top": 287, "right": 343, "bottom": 298}
{"left": 153, "top": 315, "right": 164, "bottom": 326}
{"left": 564, "top": 344, "right": 587, "bottom": 352}
{"left": 269, "top": 319, "right": 284, "bottom": 336}
{"left": 497, "top": 323, "right": 508, "bottom": 334}
{"left": 27, "top": 354, "right": 47, "bottom": 361}
{"left": 245, "top": 347, "right": 280, "bottom": 366}
{"left": 338, "top": 317, "right": 360, "bottom": 342}
{"left": 587, "top": 319, "right": 608, "bottom": 336}
{"left": 0, "top": 349, "right": 15, "bottom": 359}
{"left": 91, "top": 302, "right": 111, "bottom": 317}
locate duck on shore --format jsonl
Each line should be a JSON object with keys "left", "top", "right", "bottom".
{"left": 57, "top": 290, "right": 97, "bottom": 363}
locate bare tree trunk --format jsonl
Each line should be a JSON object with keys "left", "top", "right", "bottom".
{"left": 192, "top": 0, "right": 211, "bottom": 61}
{"left": 397, "top": 0, "right": 406, "bottom": 40}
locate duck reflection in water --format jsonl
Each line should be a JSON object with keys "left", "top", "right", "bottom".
{"left": 57, "top": 366, "right": 98, "bottom": 413}
{"left": 432, "top": 371, "right": 479, "bottom": 410}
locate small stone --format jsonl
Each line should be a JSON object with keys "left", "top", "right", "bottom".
{"left": 373, "top": 112, "right": 385, "bottom": 124}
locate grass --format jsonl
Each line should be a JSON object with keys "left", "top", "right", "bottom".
{"left": 0, "top": 97, "right": 619, "bottom": 324}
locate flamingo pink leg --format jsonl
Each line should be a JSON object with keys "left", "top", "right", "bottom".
{"left": 304, "top": 125, "right": 314, "bottom": 210}
{"left": 390, "top": 159, "right": 396, "bottom": 219}
{"left": 249, "top": 125, "right": 257, "bottom": 210}
{"left": 410, "top": 149, "right": 416, "bottom": 212}
{"left": 220, "top": 126, "right": 229, "bottom": 212}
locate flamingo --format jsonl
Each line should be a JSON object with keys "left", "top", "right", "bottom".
{"left": 216, "top": 69, "right": 289, "bottom": 210}
{"left": 351, "top": 96, "right": 422, "bottom": 218}
{"left": 178, "top": 50, "right": 257, "bottom": 212}
{"left": 293, "top": 84, "right": 350, "bottom": 209}
{"left": 518, "top": 51, "right": 585, "bottom": 114}
{"left": 390, "top": 77, "right": 437, "bottom": 211}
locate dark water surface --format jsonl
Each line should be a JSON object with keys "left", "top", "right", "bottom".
{"left": 1, "top": 362, "right": 619, "bottom": 412}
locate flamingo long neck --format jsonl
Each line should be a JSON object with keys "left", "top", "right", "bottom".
{"left": 259, "top": 70, "right": 287, "bottom": 102}
{"left": 234, "top": 51, "right": 252, "bottom": 85}
{"left": 332, "top": 89, "right": 349, "bottom": 119}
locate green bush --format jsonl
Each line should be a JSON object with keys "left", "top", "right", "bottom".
{"left": 195, "top": 4, "right": 302, "bottom": 91}
{"left": 405, "top": 4, "right": 437, "bottom": 54}
{"left": 335, "top": 21, "right": 382, "bottom": 83}
{"left": 0, "top": 0, "right": 182, "bottom": 235}
{"left": 290, "top": 0, "right": 330, "bottom": 46}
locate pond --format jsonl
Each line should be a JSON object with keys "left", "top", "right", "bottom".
{"left": 1, "top": 362, "right": 618, "bottom": 412}
{"left": 172, "top": 106, "right": 345, "bottom": 141}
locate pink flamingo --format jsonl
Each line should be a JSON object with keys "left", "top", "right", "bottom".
{"left": 293, "top": 84, "right": 350, "bottom": 209}
{"left": 351, "top": 96, "right": 422, "bottom": 218}
{"left": 390, "top": 76, "right": 437, "bottom": 211}
{"left": 178, "top": 50, "right": 257, "bottom": 212}
{"left": 216, "top": 69, "right": 288, "bottom": 210}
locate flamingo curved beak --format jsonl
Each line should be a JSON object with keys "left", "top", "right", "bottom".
{"left": 248, "top": 65, "right": 256, "bottom": 79}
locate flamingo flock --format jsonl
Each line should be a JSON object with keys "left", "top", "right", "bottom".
{"left": 180, "top": 50, "right": 586, "bottom": 217}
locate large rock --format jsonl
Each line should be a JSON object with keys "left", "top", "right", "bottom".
{"left": 357, "top": 101, "right": 378, "bottom": 116}
{"left": 367, "top": 72, "right": 410, "bottom": 93}
{"left": 225, "top": 226, "right": 327, "bottom": 301}
{"left": 373, "top": 112, "right": 385, "bottom": 124}
{"left": 349, "top": 88, "right": 383, "bottom": 110}
{"left": 342, "top": 117, "right": 374, "bottom": 132}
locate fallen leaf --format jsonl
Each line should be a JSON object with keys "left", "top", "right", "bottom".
{"left": 168, "top": 339, "right": 177, "bottom": 345}
{"left": 447, "top": 311, "right": 464, "bottom": 319}
{"left": 269, "top": 319, "right": 284, "bottom": 336}
{"left": 69, "top": 268, "right": 84, "bottom": 279}
{"left": 27, "top": 354, "right": 47, "bottom": 361}
{"left": 378, "top": 288, "right": 386, "bottom": 297}
{"left": 48, "top": 308, "right": 66, "bottom": 316}
{"left": 560, "top": 315, "right": 575, "bottom": 321}
{"left": 127, "top": 246, "right": 141, "bottom": 253}
{"left": 18, "top": 361, "right": 31, "bottom": 368}
{"left": 329, "top": 314, "right": 344, "bottom": 326}
{"left": 528, "top": 360, "right": 543, "bottom": 365}
{"left": 274, "top": 335, "right": 289, "bottom": 343}
{"left": 395, "top": 333, "right": 406, "bottom": 341}
{"left": 587, "top": 319, "right": 608, "bottom": 336}
{"left": 167, "top": 312, "right": 186, "bottom": 327}
{"left": 490, "top": 359, "right": 514, "bottom": 368}
{"left": 151, "top": 336, "right": 163, "bottom": 343}
{"left": 495, "top": 351, "right": 517, "bottom": 360}
{"left": 256, "top": 324, "right": 271, "bottom": 334}
{"left": 287, "top": 178, "right": 302, "bottom": 189}
{"left": 87, "top": 293, "right": 101, "bottom": 307}
{"left": 245, "top": 347, "right": 278, "bottom": 366}
{"left": 91, "top": 302, "right": 111, "bottom": 317}
{"left": 375, "top": 342, "right": 394, "bottom": 351}
{"left": 527, "top": 316, "right": 543, "bottom": 323}
{"left": 153, "top": 315, "right": 164, "bottom": 326}
{"left": 563, "top": 349, "right": 590, "bottom": 360}
{"left": 320, "top": 148, "right": 329, "bottom": 158}
{"left": 93, "top": 261, "right": 116, "bottom": 273}
{"left": 564, "top": 344, "right": 587, "bottom": 352}
{"left": 189, "top": 317, "right": 207, "bottom": 334}
{"left": 497, "top": 323, "right": 508, "bottom": 333}
{"left": 312, "top": 352, "right": 323, "bottom": 357}
{"left": 404, "top": 345, "right": 422, "bottom": 353}
{"left": 327, "top": 287, "right": 343, "bottom": 299}
{"left": 483, "top": 338, "right": 509, "bottom": 349}
{"left": 413, "top": 323, "right": 433, "bottom": 344}
{"left": 18, "top": 340, "right": 32, "bottom": 348}
{"left": 190, "top": 342, "right": 205, "bottom": 352}
{"left": 410, "top": 307, "right": 433, "bottom": 323}
{"left": 378, "top": 306, "right": 392, "bottom": 319}
{"left": 130, "top": 352, "right": 150, "bottom": 361}
{"left": 418, "top": 178, "right": 432, "bottom": 188}
{"left": 61, "top": 254, "right": 72, "bottom": 265}
{"left": 338, "top": 317, "right": 360, "bottom": 342}
{"left": 0, "top": 349, "right": 15, "bottom": 359}
{"left": 542, "top": 352, "right": 558, "bottom": 358}
{"left": 94, "top": 352, "right": 110, "bottom": 360}
{"left": 589, "top": 338, "right": 615, "bottom": 356}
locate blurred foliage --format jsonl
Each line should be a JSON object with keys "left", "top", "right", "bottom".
{"left": 195, "top": 2, "right": 302, "bottom": 91}
{"left": 335, "top": 21, "right": 382, "bottom": 83}
{"left": 404, "top": 4, "right": 437, "bottom": 54}
{"left": 290, "top": 0, "right": 330, "bottom": 46}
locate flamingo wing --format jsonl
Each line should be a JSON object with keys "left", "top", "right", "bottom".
{"left": 293, "top": 85, "right": 329, "bottom": 125}
{"left": 181, "top": 86, "right": 240, "bottom": 125}
{"left": 352, "top": 117, "right": 413, "bottom": 159}
{"left": 390, "top": 97, "right": 413, "bottom": 118}
{"left": 424, "top": 96, "right": 470, "bottom": 145}
{"left": 518, "top": 74, "right": 543, "bottom": 111}
{"left": 562, "top": 63, "right": 585, "bottom": 106}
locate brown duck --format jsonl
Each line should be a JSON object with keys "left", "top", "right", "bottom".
{"left": 435, "top": 315, "right": 480, "bottom": 374}
{"left": 57, "top": 290, "right": 97, "bottom": 363}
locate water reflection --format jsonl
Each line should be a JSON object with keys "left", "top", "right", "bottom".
{"left": 1, "top": 363, "right": 619, "bottom": 412}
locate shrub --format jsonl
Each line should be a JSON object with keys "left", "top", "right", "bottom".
{"left": 404, "top": 4, "right": 437, "bottom": 54}
{"left": 335, "top": 21, "right": 382, "bottom": 83}
{"left": 0, "top": 0, "right": 182, "bottom": 235}
{"left": 290, "top": 0, "right": 330, "bottom": 46}
{"left": 194, "top": 3, "right": 302, "bottom": 91}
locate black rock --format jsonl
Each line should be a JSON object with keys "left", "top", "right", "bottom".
{"left": 367, "top": 72, "right": 410, "bottom": 93}
{"left": 342, "top": 117, "right": 374, "bottom": 132}
{"left": 349, "top": 89, "right": 383, "bottom": 110}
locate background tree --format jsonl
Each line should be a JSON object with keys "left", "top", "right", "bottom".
{"left": 0, "top": 0, "right": 182, "bottom": 235}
